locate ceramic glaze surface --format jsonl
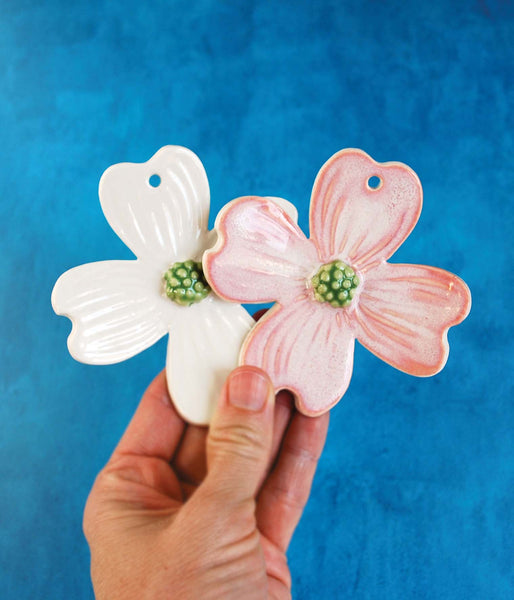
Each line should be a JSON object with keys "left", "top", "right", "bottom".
{"left": 163, "top": 259, "right": 211, "bottom": 306}
{"left": 204, "top": 149, "right": 472, "bottom": 416}
{"left": 51, "top": 146, "right": 254, "bottom": 424}
{"left": 311, "top": 260, "right": 360, "bottom": 307}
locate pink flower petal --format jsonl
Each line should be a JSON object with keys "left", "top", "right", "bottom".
{"left": 241, "top": 297, "right": 356, "bottom": 415}
{"left": 353, "top": 262, "right": 472, "bottom": 376}
{"left": 309, "top": 149, "right": 422, "bottom": 271}
{"left": 204, "top": 197, "right": 318, "bottom": 304}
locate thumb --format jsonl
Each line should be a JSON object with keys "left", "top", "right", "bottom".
{"left": 202, "top": 366, "right": 275, "bottom": 505}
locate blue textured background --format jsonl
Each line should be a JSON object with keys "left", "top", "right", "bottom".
{"left": 1, "top": 1, "right": 512, "bottom": 598}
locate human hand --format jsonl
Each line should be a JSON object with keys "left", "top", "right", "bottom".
{"left": 83, "top": 366, "right": 329, "bottom": 600}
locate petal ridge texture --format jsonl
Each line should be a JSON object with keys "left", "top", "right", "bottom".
{"left": 204, "top": 149, "right": 471, "bottom": 416}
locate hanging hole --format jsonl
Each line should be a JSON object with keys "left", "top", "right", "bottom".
{"left": 149, "top": 174, "right": 161, "bottom": 188}
{"left": 367, "top": 175, "right": 382, "bottom": 190}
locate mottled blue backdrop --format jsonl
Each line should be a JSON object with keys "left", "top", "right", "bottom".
{"left": 1, "top": 1, "right": 512, "bottom": 598}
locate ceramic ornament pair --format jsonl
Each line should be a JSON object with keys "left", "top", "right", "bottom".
{"left": 52, "top": 146, "right": 471, "bottom": 424}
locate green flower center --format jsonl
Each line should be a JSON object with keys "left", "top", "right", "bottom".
{"left": 311, "top": 260, "right": 360, "bottom": 308}
{"left": 163, "top": 260, "right": 211, "bottom": 306}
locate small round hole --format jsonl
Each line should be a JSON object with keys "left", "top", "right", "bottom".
{"left": 149, "top": 174, "right": 161, "bottom": 188}
{"left": 367, "top": 175, "right": 382, "bottom": 190}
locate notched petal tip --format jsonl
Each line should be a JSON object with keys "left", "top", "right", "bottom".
{"left": 50, "top": 271, "right": 68, "bottom": 317}
{"left": 98, "top": 145, "right": 206, "bottom": 190}
{"left": 241, "top": 300, "right": 356, "bottom": 416}
{"left": 51, "top": 261, "right": 169, "bottom": 365}
{"left": 309, "top": 148, "right": 423, "bottom": 269}
{"left": 354, "top": 262, "right": 472, "bottom": 378}
{"left": 281, "top": 386, "right": 344, "bottom": 417}
{"left": 99, "top": 146, "right": 211, "bottom": 265}
{"left": 52, "top": 273, "right": 89, "bottom": 363}
{"left": 204, "top": 196, "right": 317, "bottom": 305}
{"left": 263, "top": 196, "right": 299, "bottom": 224}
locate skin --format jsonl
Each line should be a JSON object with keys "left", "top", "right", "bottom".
{"left": 83, "top": 365, "right": 329, "bottom": 600}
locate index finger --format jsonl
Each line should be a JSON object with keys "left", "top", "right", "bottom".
{"left": 256, "top": 409, "right": 329, "bottom": 552}
{"left": 112, "top": 369, "right": 186, "bottom": 462}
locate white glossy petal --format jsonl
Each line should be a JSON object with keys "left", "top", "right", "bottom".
{"left": 166, "top": 296, "right": 254, "bottom": 424}
{"left": 51, "top": 260, "right": 172, "bottom": 364}
{"left": 99, "top": 146, "right": 211, "bottom": 267}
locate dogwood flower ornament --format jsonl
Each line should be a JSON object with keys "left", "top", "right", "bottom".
{"left": 204, "top": 149, "right": 472, "bottom": 416}
{"left": 51, "top": 146, "right": 254, "bottom": 424}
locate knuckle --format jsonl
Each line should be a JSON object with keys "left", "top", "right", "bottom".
{"left": 81, "top": 455, "right": 146, "bottom": 542}
{"left": 268, "top": 479, "right": 309, "bottom": 512}
{"left": 282, "top": 441, "right": 320, "bottom": 465}
{"left": 208, "top": 422, "right": 266, "bottom": 460}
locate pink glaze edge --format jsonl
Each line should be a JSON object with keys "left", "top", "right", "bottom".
{"left": 308, "top": 148, "right": 423, "bottom": 266}
{"left": 240, "top": 301, "right": 356, "bottom": 416}
{"left": 203, "top": 195, "right": 311, "bottom": 303}
{"left": 355, "top": 263, "right": 472, "bottom": 377}
{"left": 203, "top": 197, "right": 268, "bottom": 301}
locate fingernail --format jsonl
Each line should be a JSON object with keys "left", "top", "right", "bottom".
{"left": 228, "top": 369, "right": 271, "bottom": 412}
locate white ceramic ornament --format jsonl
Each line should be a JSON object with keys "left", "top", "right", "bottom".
{"left": 52, "top": 146, "right": 256, "bottom": 424}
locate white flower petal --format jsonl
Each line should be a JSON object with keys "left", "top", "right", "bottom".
{"left": 165, "top": 296, "right": 253, "bottom": 424}
{"left": 99, "top": 146, "right": 211, "bottom": 267}
{"left": 52, "top": 260, "right": 172, "bottom": 364}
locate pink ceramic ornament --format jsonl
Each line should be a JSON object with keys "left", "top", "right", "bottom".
{"left": 204, "top": 149, "right": 472, "bottom": 416}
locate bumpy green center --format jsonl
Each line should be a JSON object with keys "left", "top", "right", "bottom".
{"left": 311, "top": 260, "right": 360, "bottom": 308}
{"left": 163, "top": 260, "right": 211, "bottom": 306}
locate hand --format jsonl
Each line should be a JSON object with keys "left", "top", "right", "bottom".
{"left": 83, "top": 366, "right": 329, "bottom": 599}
